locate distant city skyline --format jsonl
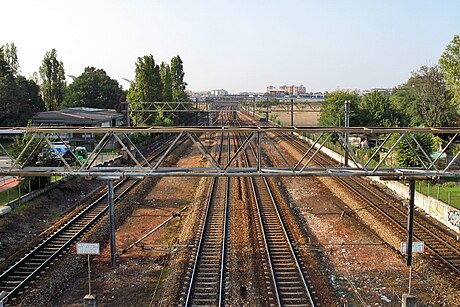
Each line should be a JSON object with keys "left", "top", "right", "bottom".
{"left": 2, "top": 0, "right": 459, "bottom": 93}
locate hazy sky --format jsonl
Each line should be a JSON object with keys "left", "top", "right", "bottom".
{"left": 2, "top": 0, "right": 459, "bottom": 93}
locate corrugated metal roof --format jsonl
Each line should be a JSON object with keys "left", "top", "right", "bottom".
{"left": 32, "top": 107, "right": 124, "bottom": 125}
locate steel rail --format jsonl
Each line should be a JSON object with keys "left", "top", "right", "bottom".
{"left": 236, "top": 118, "right": 316, "bottom": 306}
{"left": 0, "top": 134, "right": 189, "bottom": 304}
{"left": 219, "top": 133, "right": 230, "bottom": 306}
{"left": 184, "top": 127, "right": 230, "bottom": 306}
{"left": 337, "top": 177, "right": 460, "bottom": 274}
{"left": 0, "top": 180, "right": 130, "bottom": 304}
{"left": 283, "top": 133, "right": 460, "bottom": 276}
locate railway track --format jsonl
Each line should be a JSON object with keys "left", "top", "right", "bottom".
{"left": 182, "top": 113, "right": 317, "bottom": 306}
{"left": 0, "top": 180, "right": 133, "bottom": 304}
{"left": 0, "top": 135, "right": 188, "bottom": 305}
{"left": 281, "top": 132, "right": 460, "bottom": 276}
{"left": 236, "top": 119, "right": 317, "bottom": 306}
{"left": 183, "top": 131, "right": 230, "bottom": 306}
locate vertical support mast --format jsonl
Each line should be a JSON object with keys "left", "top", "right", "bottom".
{"left": 108, "top": 180, "right": 117, "bottom": 266}
{"left": 406, "top": 179, "right": 416, "bottom": 294}
{"left": 344, "top": 100, "right": 350, "bottom": 166}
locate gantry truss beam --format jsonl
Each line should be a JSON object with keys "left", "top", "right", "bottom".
{"left": 0, "top": 126, "right": 459, "bottom": 179}
{"left": 126, "top": 100, "right": 322, "bottom": 113}
{"left": 126, "top": 101, "right": 239, "bottom": 113}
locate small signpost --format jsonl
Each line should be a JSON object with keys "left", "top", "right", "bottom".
{"left": 401, "top": 240, "right": 424, "bottom": 307}
{"left": 77, "top": 243, "right": 100, "bottom": 307}
{"left": 401, "top": 241, "right": 425, "bottom": 254}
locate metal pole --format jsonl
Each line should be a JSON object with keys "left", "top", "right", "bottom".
{"left": 291, "top": 98, "right": 294, "bottom": 126}
{"left": 344, "top": 100, "right": 350, "bottom": 166}
{"left": 406, "top": 180, "right": 416, "bottom": 293}
{"left": 266, "top": 102, "right": 269, "bottom": 122}
{"left": 195, "top": 98, "right": 198, "bottom": 124}
{"left": 253, "top": 97, "right": 255, "bottom": 118}
{"left": 108, "top": 180, "right": 116, "bottom": 266}
{"left": 126, "top": 101, "right": 131, "bottom": 127}
{"left": 88, "top": 254, "right": 91, "bottom": 295}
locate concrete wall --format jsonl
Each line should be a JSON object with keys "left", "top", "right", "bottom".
{"left": 293, "top": 132, "right": 460, "bottom": 234}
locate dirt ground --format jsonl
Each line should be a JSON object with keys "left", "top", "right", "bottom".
{"left": 5, "top": 115, "right": 458, "bottom": 306}
{"left": 52, "top": 148, "right": 203, "bottom": 307}
{"left": 0, "top": 178, "right": 103, "bottom": 263}
{"left": 272, "top": 136, "right": 459, "bottom": 306}
{"left": 282, "top": 176, "right": 415, "bottom": 304}
{"left": 271, "top": 110, "right": 320, "bottom": 126}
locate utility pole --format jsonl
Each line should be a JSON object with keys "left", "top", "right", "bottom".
{"left": 108, "top": 180, "right": 116, "bottom": 266}
{"left": 290, "top": 98, "right": 294, "bottom": 126}
{"left": 125, "top": 101, "right": 131, "bottom": 127}
{"left": 344, "top": 100, "right": 350, "bottom": 166}
{"left": 402, "top": 179, "right": 417, "bottom": 306}
{"left": 195, "top": 97, "right": 198, "bottom": 125}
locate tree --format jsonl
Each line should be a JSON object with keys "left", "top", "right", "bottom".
{"left": 392, "top": 66, "right": 455, "bottom": 127}
{"left": 319, "top": 90, "right": 360, "bottom": 127}
{"left": 358, "top": 91, "right": 399, "bottom": 127}
{"left": 0, "top": 47, "right": 44, "bottom": 126}
{"left": 1, "top": 43, "right": 20, "bottom": 75}
{"left": 171, "top": 55, "right": 188, "bottom": 101}
{"left": 63, "top": 67, "right": 123, "bottom": 109}
{"left": 127, "top": 55, "right": 162, "bottom": 102}
{"left": 160, "top": 62, "right": 173, "bottom": 102}
{"left": 395, "top": 134, "right": 434, "bottom": 167}
{"left": 127, "top": 55, "right": 163, "bottom": 125}
{"left": 0, "top": 46, "right": 10, "bottom": 76}
{"left": 439, "top": 35, "right": 460, "bottom": 104}
{"left": 39, "top": 49, "right": 66, "bottom": 111}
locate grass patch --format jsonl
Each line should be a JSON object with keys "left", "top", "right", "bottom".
{"left": 0, "top": 186, "right": 22, "bottom": 205}
{"left": 417, "top": 180, "right": 460, "bottom": 210}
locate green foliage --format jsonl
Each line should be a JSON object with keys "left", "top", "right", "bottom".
{"left": 160, "top": 62, "right": 173, "bottom": 102}
{"left": 39, "top": 49, "right": 66, "bottom": 111}
{"left": 391, "top": 66, "right": 456, "bottom": 127}
{"left": 171, "top": 55, "right": 188, "bottom": 101}
{"left": 127, "top": 54, "right": 189, "bottom": 125}
{"left": 0, "top": 48, "right": 44, "bottom": 126}
{"left": 389, "top": 87, "right": 416, "bottom": 126}
{"left": 319, "top": 90, "right": 360, "bottom": 126}
{"left": 431, "top": 135, "right": 444, "bottom": 152}
{"left": 393, "top": 133, "right": 434, "bottom": 167}
{"left": 358, "top": 91, "right": 398, "bottom": 127}
{"left": 127, "top": 55, "right": 163, "bottom": 125}
{"left": 11, "top": 128, "right": 45, "bottom": 165}
{"left": 1, "top": 43, "right": 20, "bottom": 75}
{"left": 439, "top": 35, "right": 460, "bottom": 105}
{"left": 63, "top": 67, "right": 123, "bottom": 109}
{"left": 128, "top": 55, "right": 163, "bottom": 102}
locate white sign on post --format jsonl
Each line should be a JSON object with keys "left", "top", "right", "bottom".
{"left": 401, "top": 241, "right": 425, "bottom": 254}
{"left": 77, "top": 243, "right": 100, "bottom": 297}
{"left": 77, "top": 243, "right": 100, "bottom": 255}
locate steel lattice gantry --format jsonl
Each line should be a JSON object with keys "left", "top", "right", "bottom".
{"left": 1, "top": 126, "right": 459, "bottom": 179}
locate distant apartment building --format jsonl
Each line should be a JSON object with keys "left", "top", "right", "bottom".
{"left": 210, "top": 89, "right": 228, "bottom": 96}
{"left": 266, "top": 86, "right": 285, "bottom": 97}
{"left": 266, "top": 85, "right": 306, "bottom": 97}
